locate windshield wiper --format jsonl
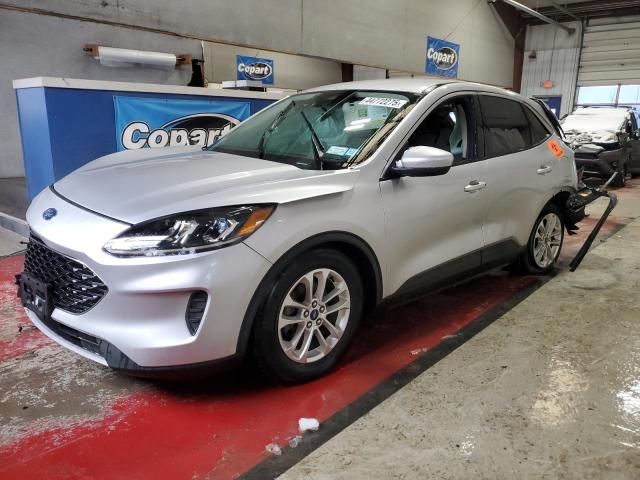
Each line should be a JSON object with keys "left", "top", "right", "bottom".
{"left": 257, "top": 100, "right": 297, "bottom": 159}
{"left": 299, "top": 109, "right": 325, "bottom": 170}
{"left": 257, "top": 99, "right": 324, "bottom": 169}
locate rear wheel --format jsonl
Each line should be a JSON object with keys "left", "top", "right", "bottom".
{"left": 252, "top": 249, "right": 363, "bottom": 383}
{"left": 518, "top": 204, "right": 564, "bottom": 274}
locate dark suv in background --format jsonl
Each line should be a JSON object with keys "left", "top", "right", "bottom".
{"left": 561, "top": 107, "right": 640, "bottom": 187}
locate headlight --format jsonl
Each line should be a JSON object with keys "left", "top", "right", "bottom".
{"left": 591, "top": 132, "right": 616, "bottom": 143}
{"left": 103, "top": 205, "right": 275, "bottom": 257}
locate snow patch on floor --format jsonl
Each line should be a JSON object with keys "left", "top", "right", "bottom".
{"left": 0, "top": 344, "right": 146, "bottom": 449}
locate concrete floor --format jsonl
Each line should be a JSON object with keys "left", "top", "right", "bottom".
{"left": 280, "top": 184, "right": 640, "bottom": 479}
{"left": 0, "top": 181, "right": 639, "bottom": 479}
{"left": 0, "top": 177, "right": 28, "bottom": 219}
{"left": 0, "top": 227, "right": 25, "bottom": 256}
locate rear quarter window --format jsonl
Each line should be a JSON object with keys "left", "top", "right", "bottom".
{"left": 523, "top": 107, "right": 551, "bottom": 145}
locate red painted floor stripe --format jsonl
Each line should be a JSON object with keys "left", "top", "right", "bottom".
{"left": 0, "top": 216, "right": 623, "bottom": 479}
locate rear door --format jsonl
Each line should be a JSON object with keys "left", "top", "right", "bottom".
{"left": 478, "top": 94, "right": 564, "bottom": 256}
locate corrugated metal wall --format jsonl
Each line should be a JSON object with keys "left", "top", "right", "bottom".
{"left": 578, "top": 16, "right": 640, "bottom": 86}
{"left": 521, "top": 22, "right": 582, "bottom": 117}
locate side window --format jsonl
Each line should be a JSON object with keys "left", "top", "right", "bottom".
{"left": 403, "top": 95, "right": 477, "bottom": 165}
{"left": 479, "top": 95, "right": 531, "bottom": 158}
{"left": 524, "top": 106, "right": 551, "bottom": 145}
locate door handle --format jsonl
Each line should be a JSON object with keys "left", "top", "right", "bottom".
{"left": 537, "top": 165, "right": 553, "bottom": 175}
{"left": 464, "top": 180, "right": 487, "bottom": 193}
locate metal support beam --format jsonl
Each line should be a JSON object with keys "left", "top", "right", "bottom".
{"left": 548, "top": 0, "right": 580, "bottom": 21}
{"left": 489, "top": 0, "right": 575, "bottom": 34}
{"left": 488, "top": 0, "right": 526, "bottom": 92}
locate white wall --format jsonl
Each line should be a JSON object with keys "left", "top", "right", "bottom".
{"left": 0, "top": 9, "right": 200, "bottom": 178}
{"left": 300, "top": 0, "right": 515, "bottom": 86}
{"left": 4, "top": 0, "right": 515, "bottom": 83}
{"left": 520, "top": 22, "right": 582, "bottom": 118}
{"left": 353, "top": 66, "right": 387, "bottom": 81}
{"left": 0, "top": 1, "right": 516, "bottom": 178}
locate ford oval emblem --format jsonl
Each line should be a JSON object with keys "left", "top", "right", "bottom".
{"left": 42, "top": 208, "right": 57, "bottom": 220}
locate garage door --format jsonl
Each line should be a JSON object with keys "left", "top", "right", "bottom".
{"left": 578, "top": 17, "right": 640, "bottom": 86}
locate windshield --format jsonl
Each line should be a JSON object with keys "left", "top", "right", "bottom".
{"left": 209, "top": 89, "right": 420, "bottom": 170}
{"left": 561, "top": 109, "right": 627, "bottom": 133}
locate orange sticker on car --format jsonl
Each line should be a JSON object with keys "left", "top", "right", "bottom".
{"left": 547, "top": 139, "right": 565, "bottom": 159}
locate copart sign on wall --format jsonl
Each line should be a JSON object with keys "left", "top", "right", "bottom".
{"left": 114, "top": 97, "right": 251, "bottom": 150}
{"left": 425, "top": 36, "right": 460, "bottom": 78}
{"left": 236, "top": 55, "right": 274, "bottom": 85}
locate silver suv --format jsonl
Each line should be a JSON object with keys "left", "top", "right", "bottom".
{"left": 19, "top": 79, "right": 579, "bottom": 382}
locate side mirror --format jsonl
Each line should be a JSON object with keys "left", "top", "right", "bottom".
{"left": 389, "top": 146, "right": 454, "bottom": 178}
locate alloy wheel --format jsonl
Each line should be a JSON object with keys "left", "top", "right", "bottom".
{"left": 277, "top": 268, "right": 351, "bottom": 364}
{"left": 533, "top": 212, "right": 562, "bottom": 269}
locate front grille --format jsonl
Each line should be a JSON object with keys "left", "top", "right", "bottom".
{"left": 24, "top": 235, "right": 108, "bottom": 314}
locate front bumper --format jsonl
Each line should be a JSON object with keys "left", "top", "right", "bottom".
{"left": 574, "top": 145, "right": 627, "bottom": 179}
{"left": 23, "top": 187, "right": 272, "bottom": 370}
{"left": 576, "top": 158, "right": 617, "bottom": 178}
{"left": 574, "top": 157, "right": 616, "bottom": 178}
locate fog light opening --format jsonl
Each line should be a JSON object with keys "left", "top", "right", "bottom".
{"left": 186, "top": 291, "right": 208, "bottom": 335}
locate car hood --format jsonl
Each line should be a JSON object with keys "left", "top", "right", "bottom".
{"left": 561, "top": 110, "right": 626, "bottom": 145}
{"left": 54, "top": 147, "right": 359, "bottom": 224}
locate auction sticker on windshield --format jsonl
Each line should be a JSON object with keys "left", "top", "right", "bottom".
{"left": 359, "top": 97, "right": 408, "bottom": 109}
{"left": 327, "top": 146, "right": 349, "bottom": 156}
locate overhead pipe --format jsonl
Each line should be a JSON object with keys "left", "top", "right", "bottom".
{"left": 489, "top": 0, "right": 576, "bottom": 34}
{"left": 548, "top": 0, "right": 581, "bottom": 22}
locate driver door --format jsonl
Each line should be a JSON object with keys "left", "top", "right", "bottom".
{"left": 380, "top": 94, "right": 489, "bottom": 295}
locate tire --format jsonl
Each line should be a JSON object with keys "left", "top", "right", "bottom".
{"left": 252, "top": 249, "right": 363, "bottom": 383}
{"left": 612, "top": 167, "right": 626, "bottom": 187}
{"left": 518, "top": 203, "right": 565, "bottom": 275}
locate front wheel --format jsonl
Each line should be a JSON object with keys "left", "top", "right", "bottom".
{"left": 252, "top": 249, "right": 363, "bottom": 383}
{"left": 612, "top": 166, "right": 627, "bottom": 187}
{"left": 518, "top": 204, "right": 565, "bottom": 274}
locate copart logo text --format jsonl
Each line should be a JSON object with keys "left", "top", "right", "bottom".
{"left": 121, "top": 113, "right": 240, "bottom": 149}
{"left": 427, "top": 47, "right": 458, "bottom": 70}
{"left": 237, "top": 61, "right": 273, "bottom": 81}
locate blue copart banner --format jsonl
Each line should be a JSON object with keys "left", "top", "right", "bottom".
{"left": 114, "top": 96, "right": 251, "bottom": 151}
{"left": 236, "top": 55, "right": 274, "bottom": 85}
{"left": 425, "top": 36, "right": 460, "bottom": 78}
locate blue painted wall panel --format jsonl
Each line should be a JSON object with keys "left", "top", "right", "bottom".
{"left": 15, "top": 88, "right": 55, "bottom": 200}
